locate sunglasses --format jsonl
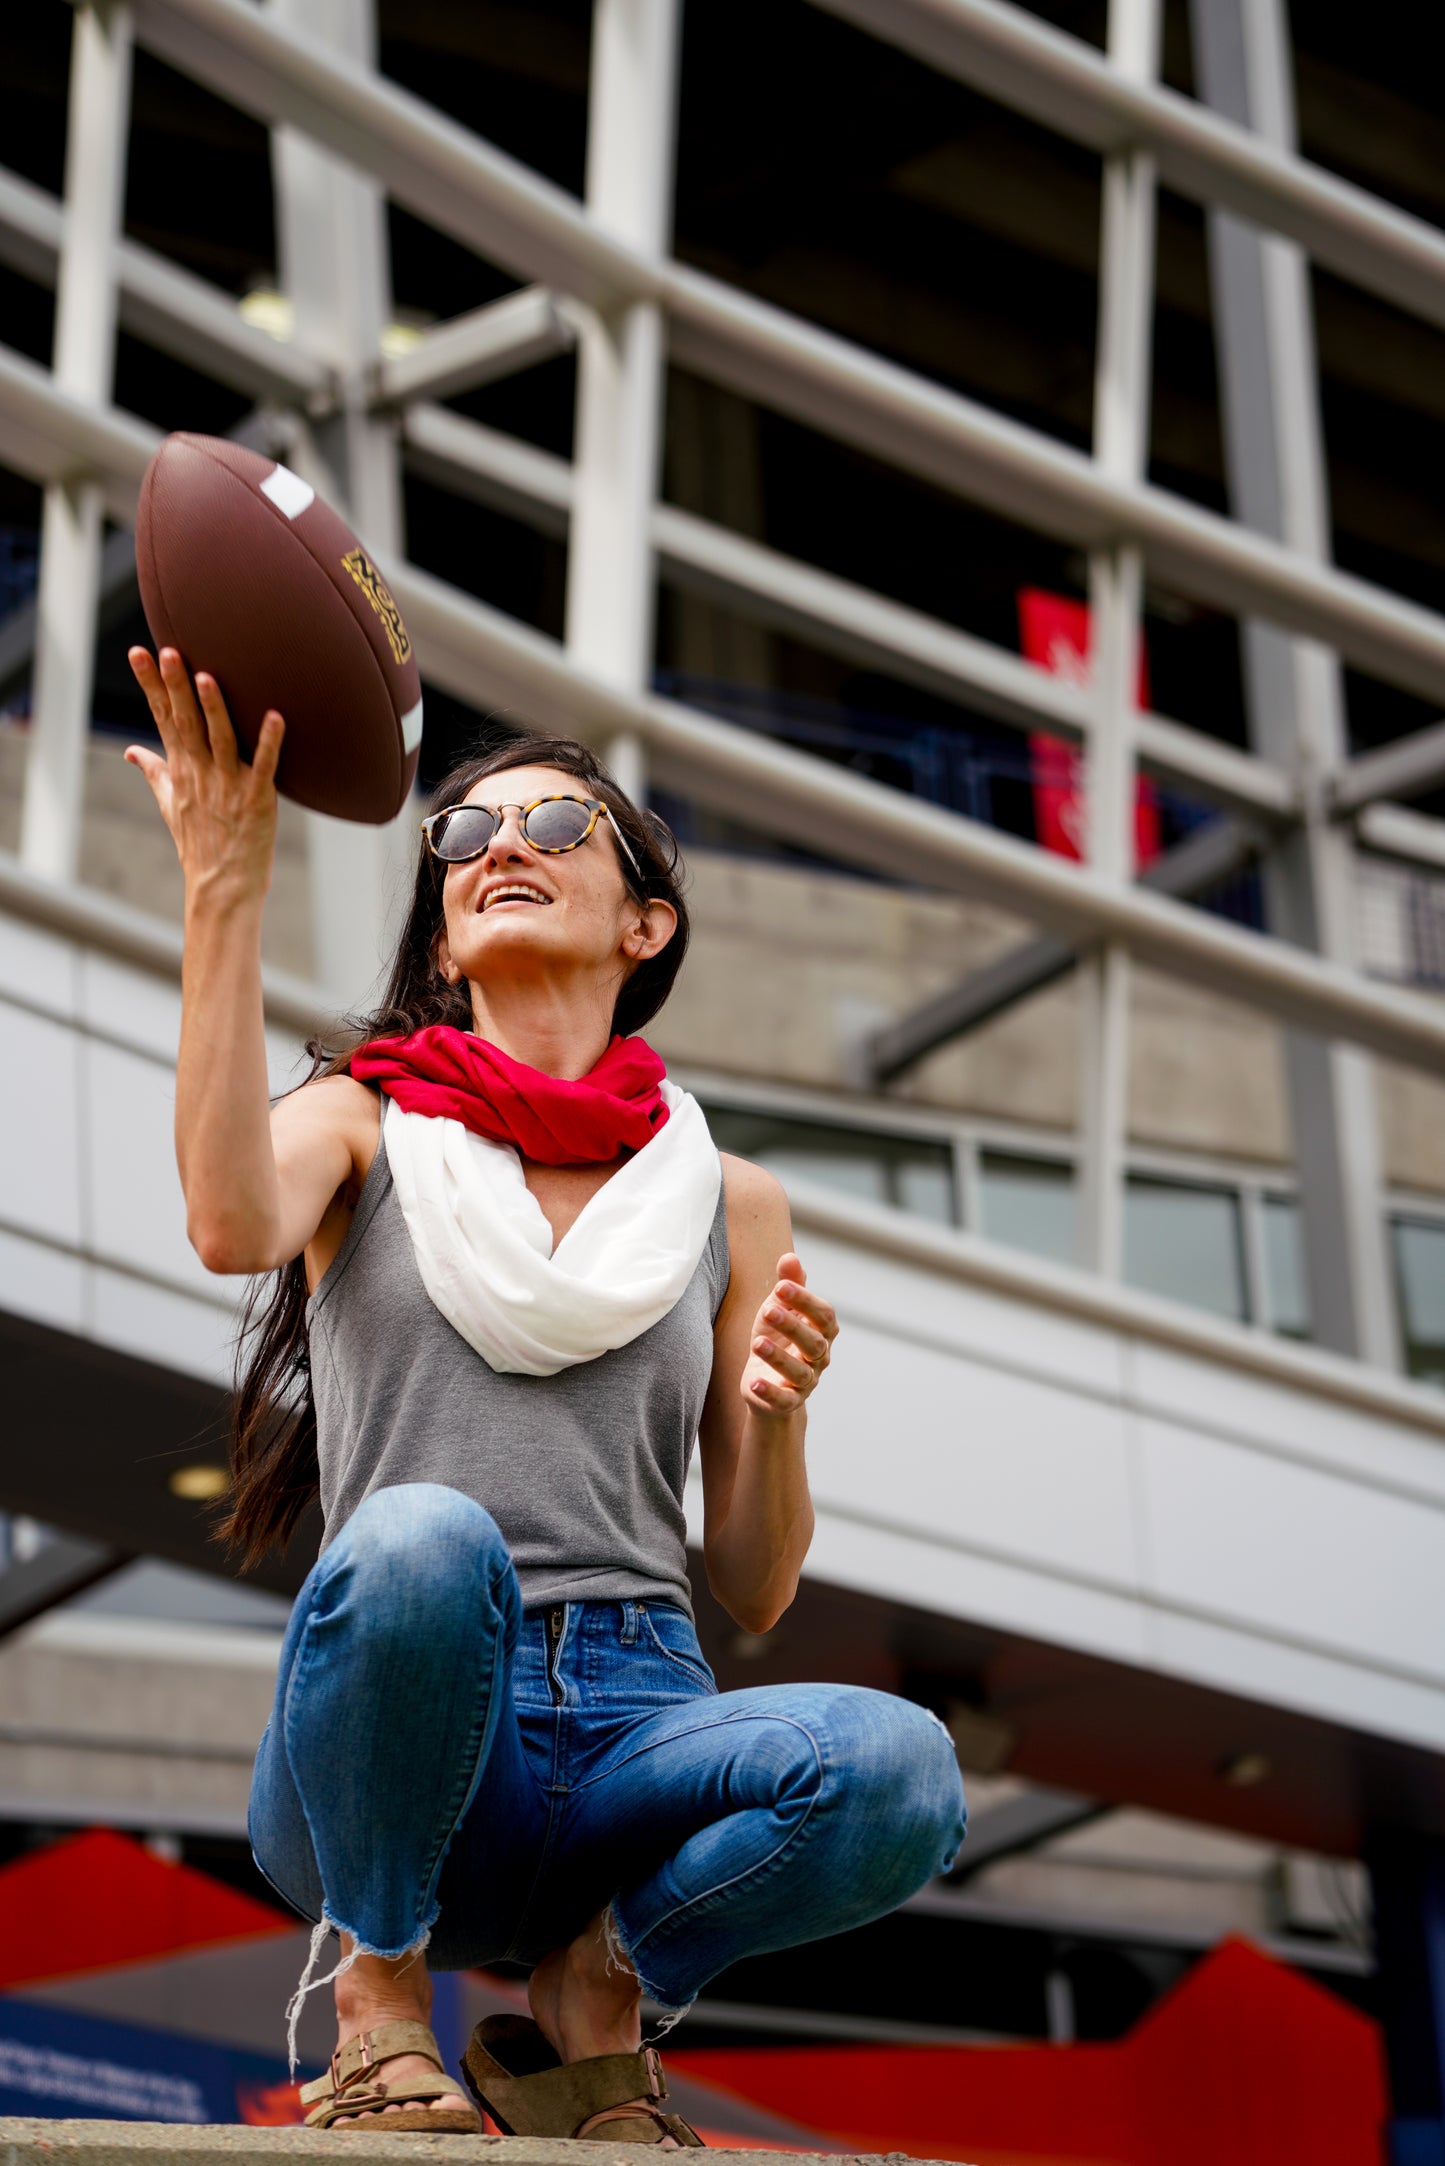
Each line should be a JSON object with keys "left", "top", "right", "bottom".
{"left": 420, "top": 794, "right": 646, "bottom": 887}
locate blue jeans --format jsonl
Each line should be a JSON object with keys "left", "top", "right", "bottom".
{"left": 249, "top": 1483, "right": 966, "bottom": 2013}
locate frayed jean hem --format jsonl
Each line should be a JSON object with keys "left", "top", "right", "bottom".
{"left": 284, "top": 1908, "right": 437, "bottom": 2074}
{"left": 602, "top": 1902, "right": 694, "bottom": 2039}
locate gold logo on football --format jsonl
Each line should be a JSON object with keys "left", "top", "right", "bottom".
{"left": 341, "top": 547, "right": 412, "bottom": 666}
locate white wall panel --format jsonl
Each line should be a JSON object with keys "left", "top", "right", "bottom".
{"left": 0, "top": 999, "right": 83, "bottom": 1247}
{"left": 0, "top": 918, "right": 79, "bottom": 1022}
{"left": 1138, "top": 1415, "right": 1445, "bottom": 1683}
{"left": 82, "top": 1035, "right": 200, "bottom": 1290}
{"left": 0, "top": 1226, "right": 85, "bottom": 1334}
{"left": 806, "top": 1508, "right": 1154, "bottom": 1667}
{"left": 806, "top": 1231, "right": 1124, "bottom": 1398}
{"left": 812, "top": 1316, "right": 1139, "bottom": 1591}
{"left": 1149, "top": 1607, "right": 1445, "bottom": 1757}
{"left": 89, "top": 1265, "right": 237, "bottom": 1389}
{"left": 1130, "top": 1339, "right": 1445, "bottom": 1505}
{"left": 80, "top": 951, "right": 182, "bottom": 1062}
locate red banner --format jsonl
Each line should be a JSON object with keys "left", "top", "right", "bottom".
{"left": 1019, "top": 587, "right": 1160, "bottom": 868}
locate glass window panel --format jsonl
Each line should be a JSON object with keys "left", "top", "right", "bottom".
{"left": 978, "top": 1152, "right": 1076, "bottom": 1264}
{"left": 895, "top": 1158, "right": 957, "bottom": 1225}
{"left": 1261, "top": 1196, "right": 1310, "bottom": 1338}
{"left": 701, "top": 1106, "right": 956, "bottom": 1224}
{"left": 1124, "top": 1178, "right": 1246, "bottom": 1322}
{"left": 1392, "top": 1217, "right": 1445, "bottom": 1385}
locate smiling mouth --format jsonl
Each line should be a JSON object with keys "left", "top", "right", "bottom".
{"left": 481, "top": 883, "right": 552, "bottom": 911}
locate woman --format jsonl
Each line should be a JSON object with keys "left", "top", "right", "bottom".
{"left": 126, "top": 644, "right": 966, "bottom": 2147}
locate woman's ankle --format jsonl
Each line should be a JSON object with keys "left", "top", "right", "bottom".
{"left": 334, "top": 1944, "right": 434, "bottom": 2039}
{"left": 530, "top": 1909, "right": 643, "bottom": 2063}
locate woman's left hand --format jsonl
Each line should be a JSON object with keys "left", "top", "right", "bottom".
{"left": 741, "top": 1252, "right": 838, "bottom": 1417}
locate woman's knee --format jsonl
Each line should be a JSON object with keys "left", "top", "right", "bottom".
{"left": 827, "top": 1689, "right": 967, "bottom": 1883}
{"left": 320, "top": 1484, "right": 515, "bottom": 1635}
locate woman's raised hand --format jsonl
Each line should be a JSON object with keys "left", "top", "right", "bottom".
{"left": 125, "top": 646, "right": 284, "bottom": 906}
{"left": 741, "top": 1252, "right": 838, "bottom": 1418}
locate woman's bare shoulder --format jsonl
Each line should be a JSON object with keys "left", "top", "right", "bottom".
{"left": 719, "top": 1152, "right": 790, "bottom": 1234}
{"left": 273, "top": 1071, "right": 383, "bottom": 1179}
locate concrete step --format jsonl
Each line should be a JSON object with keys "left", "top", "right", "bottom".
{"left": 0, "top": 2121, "right": 950, "bottom": 2166}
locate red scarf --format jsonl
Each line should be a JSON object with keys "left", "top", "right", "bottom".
{"left": 350, "top": 1025, "right": 670, "bottom": 1166}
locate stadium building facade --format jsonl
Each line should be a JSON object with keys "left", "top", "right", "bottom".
{"left": 1, "top": 0, "right": 1444, "bottom": 2154}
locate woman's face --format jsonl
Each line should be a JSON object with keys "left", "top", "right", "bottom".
{"left": 434, "top": 764, "right": 675, "bottom": 999}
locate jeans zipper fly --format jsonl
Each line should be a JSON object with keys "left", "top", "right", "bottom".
{"left": 547, "top": 1605, "right": 565, "bottom": 1705}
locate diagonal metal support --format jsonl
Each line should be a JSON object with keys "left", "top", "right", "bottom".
{"left": 943, "top": 1785, "right": 1109, "bottom": 1883}
{"left": 0, "top": 1536, "right": 131, "bottom": 1643}
{"left": 371, "top": 285, "right": 576, "bottom": 408}
{"left": 865, "top": 814, "right": 1263, "bottom": 1085}
{"left": 1333, "top": 716, "right": 1445, "bottom": 816}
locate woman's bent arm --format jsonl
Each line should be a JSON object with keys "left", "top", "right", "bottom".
{"left": 697, "top": 1156, "right": 837, "bottom": 1634}
{"left": 127, "top": 647, "right": 351, "bottom": 1274}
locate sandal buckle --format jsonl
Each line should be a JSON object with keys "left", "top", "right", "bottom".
{"left": 331, "top": 2031, "right": 375, "bottom": 2093}
{"left": 644, "top": 2046, "right": 667, "bottom": 2100}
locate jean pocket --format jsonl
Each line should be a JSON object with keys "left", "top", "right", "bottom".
{"left": 640, "top": 1606, "right": 718, "bottom": 1694}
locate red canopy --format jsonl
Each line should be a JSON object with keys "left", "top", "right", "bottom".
{"left": 0, "top": 1827, "right": 289, "bottom": 1990}
{"left": 671, "top": 1938, "right": 1387, "bottom": 2166}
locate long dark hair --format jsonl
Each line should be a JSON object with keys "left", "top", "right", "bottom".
{"left": 222, "top": 733, "right": 689, "bottom": 1566}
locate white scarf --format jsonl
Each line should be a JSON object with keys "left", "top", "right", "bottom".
{"left": 382, "top": 1083, "right": 722, "bottom": 1375}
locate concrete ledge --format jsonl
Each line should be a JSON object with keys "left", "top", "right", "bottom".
{"left": 0, "top": 2122, "right": 948, "bottom": 2166}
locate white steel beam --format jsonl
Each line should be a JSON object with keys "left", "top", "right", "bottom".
{"left": 805, "top": 0, "right": 1445, "bottom": 333}
{"left": 20, "top": 2, "right": 134, "bottom": 883}
{"left": 0, "top": 343, "right": 154, "bottom": 518}
{"left": 401, "top": 398, "right": 1296, "bottom": 823}
{"left": 564, "top": 0, "right": 681, "bottom": 799}
{"left": 269, "top": 0, "right": 416, "bottom": 1005}
{"left": 1334, "top": 718, "right": 1445, "bottom": 816}
{"left": 1075, "top": 0, "right": 1158, "bottom": 1279}
{"left": 371, "top": 285, "right": 577, "bottom": 408}
{"left": 102, "top": 0, "right": 1445, "bottom": 710}
{"left": 0, "top": 161, "right": 331, "bottom": 407}
{"left": 1356, "top": 805, "right": 1445, "bottom": 879}
{"left": 1194, "top": 0, "right": 1396, "bottom": 1369}
{"left": 401, "top": 400, "right": 573, "bottom": 534}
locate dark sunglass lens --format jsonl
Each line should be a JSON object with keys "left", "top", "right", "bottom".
{"left": 525, "top": 799, "right": 594, "bottom": 851}
{"left": 433, "top": 806, "right": 498, "bottom": 861}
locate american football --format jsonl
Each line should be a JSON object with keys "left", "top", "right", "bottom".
{"left": 134, "top": 432, "right": 423, "bottom": 823}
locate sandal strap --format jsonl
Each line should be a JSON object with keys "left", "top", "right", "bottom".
{"left": 463, "top": 2032, "right": 669, "bottom": 2140}
{"left": 302, "top": 2072, "right": 473, "bottom": 2131}
{"left": 299, "top": 2019, "right": 446, "bottom": 2106}
{"left": 575, "top": 2096, "right": 679, "bottom": 2140}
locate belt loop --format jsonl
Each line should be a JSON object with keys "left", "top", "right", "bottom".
{"left": 620, "top": 1601, "right": 638, "bottom": 1646}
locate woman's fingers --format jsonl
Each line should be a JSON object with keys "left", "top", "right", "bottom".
{"left": 250, "top": 710, "right": 285, "bottom": 790}
{"left": 158, "top": 645, "right": 208, "bottom": 757}
{"left": 753, "top": 1336, "right": 814, "bottom": 1388}
{"left": 761, "top": 1302, "right": 830, "bottom": 1365}
{"left": 123, "top": 744, "right": 175, "bottom": 830}
{"left": 128, "top": 646, "right": 183, "bottom": 759}
{"left": 195, "top": 672, "right": 239, "bottom": 774}
{"left": 749, "top": 1369, "right": 802, "bottom": 1411}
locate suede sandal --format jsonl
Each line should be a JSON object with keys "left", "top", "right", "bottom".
{"left": 462, "top": 2013, "right": 704, "bottom": 2146}
{"left": 299, "top": 2018, "right": 482, "bottom": 2133}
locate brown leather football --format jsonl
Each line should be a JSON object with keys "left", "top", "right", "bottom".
{"left": 134, "top": 433, "right": 422, "bottom": 824}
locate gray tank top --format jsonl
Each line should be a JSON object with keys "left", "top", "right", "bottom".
{"left": 307, "top": 1115, "right": 731, "bottom": 1620}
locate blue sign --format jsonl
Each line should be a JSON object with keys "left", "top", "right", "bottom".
{"left": 0, "top": 1997, "right": 308, "bottom": 2124}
